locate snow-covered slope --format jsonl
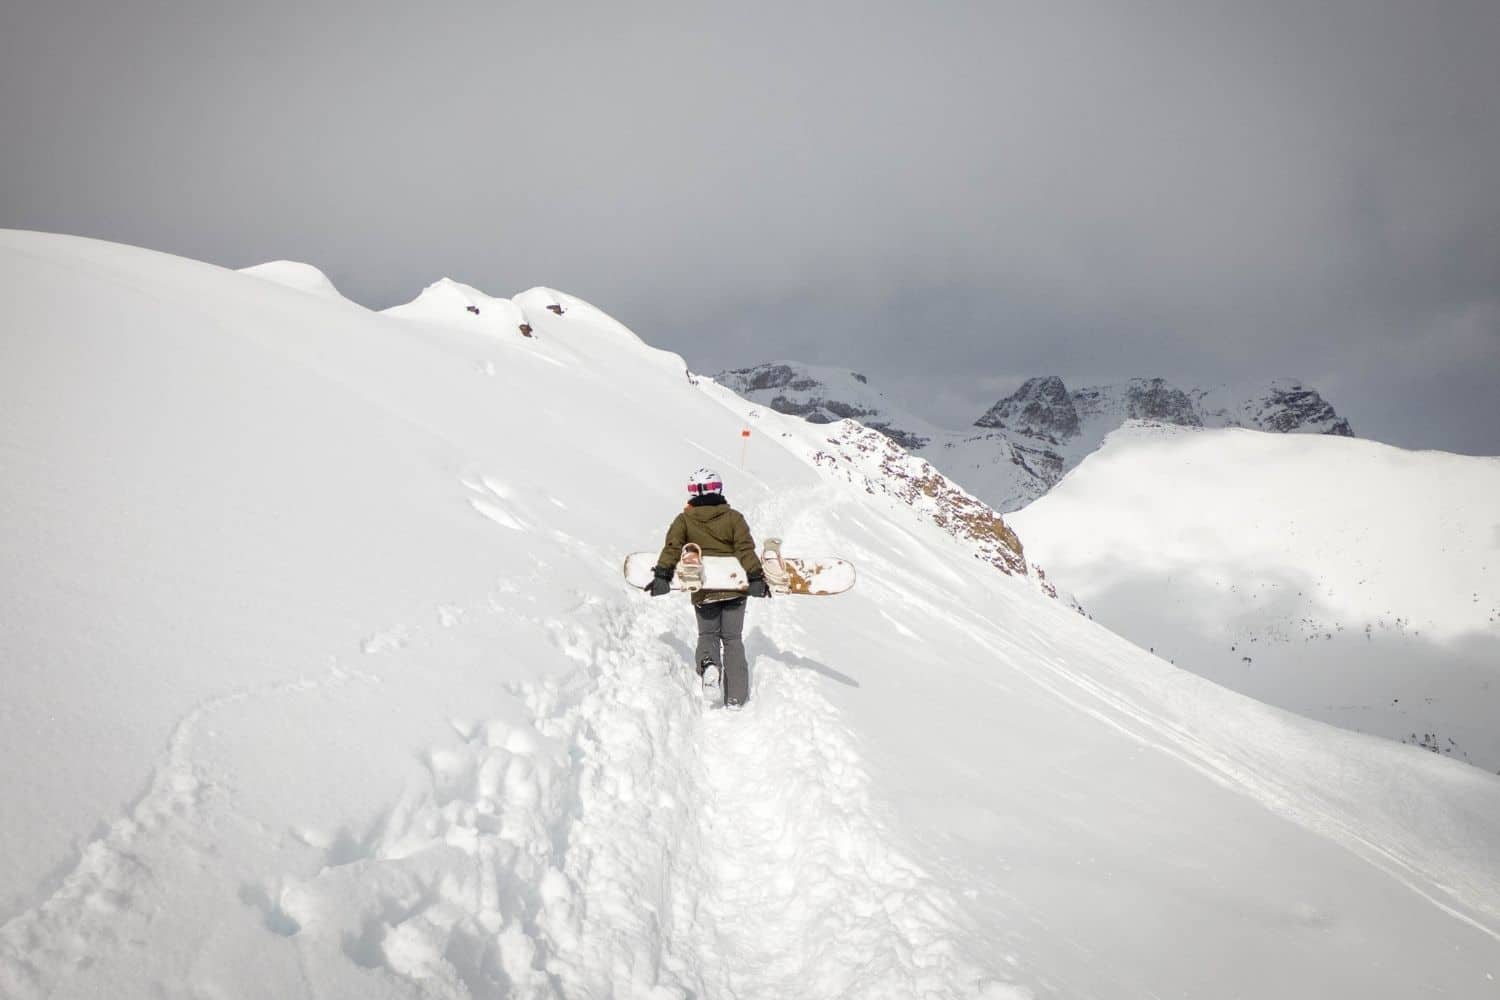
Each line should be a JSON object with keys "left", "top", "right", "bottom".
{"left": 3, "top": 232, "right": 1499, "bottom": 999}
{"left": 1011, "top": 423, "right": 1500, "bottom": 771}
{"left": 718, "top": 364, "right": 1355, "bottom": 512}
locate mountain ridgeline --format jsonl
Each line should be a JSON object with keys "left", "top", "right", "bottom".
{"left": 976, "top": 375, "right": 1354, "bottom": 441}
{"left": 715, "top": 364, "right": 1355, "bottom": 511}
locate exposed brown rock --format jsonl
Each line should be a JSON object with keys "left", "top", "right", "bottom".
{"left": 811, "top": 422, "right": 1027, "bottom": 577}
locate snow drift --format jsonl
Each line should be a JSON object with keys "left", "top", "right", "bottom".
{"left": 2, "top": 231, "right": 1499, "bottom": 999}
{"left": 239, "top": 260, "right": 353, "bottom": 303}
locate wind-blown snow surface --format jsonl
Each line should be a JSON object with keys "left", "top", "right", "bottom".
{"left": 1010, "top": 423, "right": 1500, "bottom": 773}
{"left": 2, "top": 231, "right": 1500, "bottom": 998}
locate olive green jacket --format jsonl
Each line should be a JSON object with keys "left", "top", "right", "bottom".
{"left": 656, "top": 500, "right": 762, "bottom": 605}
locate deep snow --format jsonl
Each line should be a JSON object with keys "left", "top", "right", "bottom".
{"left": 2, "top": 231, "right": 1498, "bottom": 999}
{"left": 1011, "top": 422, "right": 1500, "bottom": 772}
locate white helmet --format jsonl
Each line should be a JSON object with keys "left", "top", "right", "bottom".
{"left": 687, "top": 467, "right": 724, "bottom": 497}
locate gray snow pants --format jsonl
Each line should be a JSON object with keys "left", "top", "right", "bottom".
{"left": 695, "top": 597, "right": 749, "bottom": 705}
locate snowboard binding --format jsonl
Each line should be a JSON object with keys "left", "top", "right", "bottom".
{"left": 760, "top": 537, "right": 792, "bottom": 595}
{"left": 675, "top": 543, "right": 705, "bottom": 592}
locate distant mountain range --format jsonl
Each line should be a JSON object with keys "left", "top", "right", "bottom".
{"left": 715, "top": 363, "right": 1354, "bottom": 511}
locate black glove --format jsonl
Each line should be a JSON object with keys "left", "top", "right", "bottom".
{"left": 747, "top": 573, "right": 771, "bottom": 598}
{"left": 648, "top": 566, "right": 673, "bottom": 597}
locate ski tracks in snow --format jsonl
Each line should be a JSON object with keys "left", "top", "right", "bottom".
{"left": 276, "top": 597, "right": 1020, "bottom": 998}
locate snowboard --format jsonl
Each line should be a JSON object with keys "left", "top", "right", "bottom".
{"left": 623, "top": 538, "right": 855, "bottom": 596}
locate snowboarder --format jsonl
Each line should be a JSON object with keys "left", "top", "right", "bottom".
{"left": 646, "top": 468, "right": 770, "bottom": 707}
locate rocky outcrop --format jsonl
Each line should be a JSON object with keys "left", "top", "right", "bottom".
{"left": 810, "top": 422, "right": 1027, "bottom": 578}
{"left": 716, "top": 363, "right": 931, "bottom": 449}
{"left": 765, "top": 395, "right": 878, "bottom": 424}
{"left": 720, "top": 363, "right": 822, "bottom": 394}
{"left": 863, "top": 422, "right": 931, "bottom": 450}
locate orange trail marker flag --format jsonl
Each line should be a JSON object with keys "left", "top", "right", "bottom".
{"left": 740, "top": 429, "right": 751, "bottom": 468}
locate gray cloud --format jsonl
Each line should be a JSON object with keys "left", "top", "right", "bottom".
{"left": 3, "top": 1, "right": 1497, "bottom": 453}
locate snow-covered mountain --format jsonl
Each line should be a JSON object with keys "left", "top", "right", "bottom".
{"left": 1011, "top": 423, "right": 1500, "bottom": 773}
{"left": 4, "top": 232, "right": 1500, "bottom": 998}
{"left": 976, "top": 375, "right": 1354, "bottom": 441}
{"left": 716, "top": 364, "right": 1355, "bottom": 511}
{"left": 974, "top": 375, "right": 1353, "bottom": 484}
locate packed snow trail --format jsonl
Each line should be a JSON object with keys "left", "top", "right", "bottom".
{"left": 684, "top": 656, "right": 990, "bottom": 998}
{"left": 268, "top": 583, "right": 1018, "bottom": 999}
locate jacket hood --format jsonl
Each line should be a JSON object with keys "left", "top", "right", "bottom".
{"left": 685, "top": 503, "right": 733, "bottom": 526}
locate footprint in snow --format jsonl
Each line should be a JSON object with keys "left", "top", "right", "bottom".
{"left": 360, "top": 627, "right": 410, "bottom": 655}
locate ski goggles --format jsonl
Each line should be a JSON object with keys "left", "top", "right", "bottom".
{"left": 688, "top": 481, "right": 723, "bottom": 495}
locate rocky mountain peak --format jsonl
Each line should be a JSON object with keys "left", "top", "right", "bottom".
{"left": 973, "top": 376, "right": 1080, "bottom": 442}
{"left": 1122, "top": 378, "right": 1203, "bottom": 426}
{"left": 1244, "top": 381, "right": 1354, "bottom": 436}
{"left": 984, "top": 375, "right": 1353, "bottom": 438}
{"left": 718, "top": 361, "right": 1359, "bottom": 513}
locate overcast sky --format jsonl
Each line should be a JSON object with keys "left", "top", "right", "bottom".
{"left": 3, "top": 1, "right": 1497, "bottom": 453}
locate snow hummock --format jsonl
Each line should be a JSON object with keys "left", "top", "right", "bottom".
{"left": 238, "top": 260, "right": 351, "bottom": 302}
{"left": 1011, "top": 422, "right": 1500, "bottom": 769}
{"left": 3, "top": 230, "right": 1499, "bottom": 998}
